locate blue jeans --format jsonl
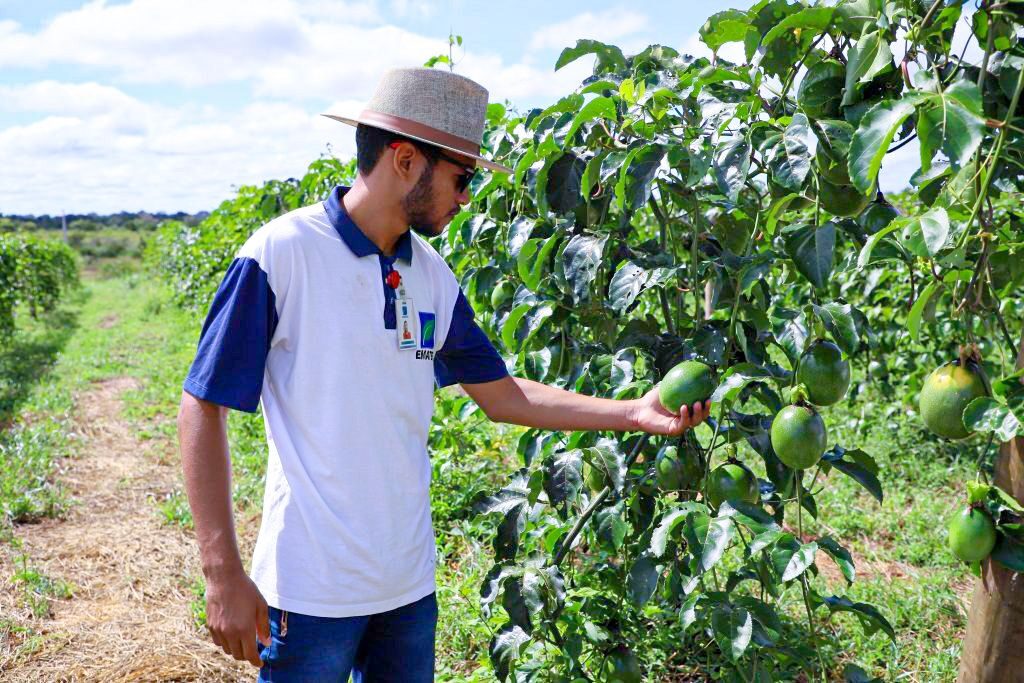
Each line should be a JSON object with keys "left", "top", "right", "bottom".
{"left": 256, "top": 592, "right": 437, "bottom": 682}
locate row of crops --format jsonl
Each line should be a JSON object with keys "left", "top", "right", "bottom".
{"left": 0, "top": 236, "right": 79, "bottom": 342}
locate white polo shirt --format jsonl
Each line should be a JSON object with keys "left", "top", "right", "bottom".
{"left": 183, "top": 185, "right": 508, "bottom": 617}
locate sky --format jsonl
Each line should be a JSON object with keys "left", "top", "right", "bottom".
{"left": 0, "top": 0, "right": 973, "bottom": 216}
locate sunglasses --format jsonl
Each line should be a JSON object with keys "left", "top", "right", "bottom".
{"left": 389, "top": 141, "right": 478, "bottom": 193}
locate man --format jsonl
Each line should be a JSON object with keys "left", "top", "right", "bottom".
{"left": 177, "top": 67, "right": 711, "bottom": 681}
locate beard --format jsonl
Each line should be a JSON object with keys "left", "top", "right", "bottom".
{"left": 402, "top": 163, "right": 440, "bottom": 237}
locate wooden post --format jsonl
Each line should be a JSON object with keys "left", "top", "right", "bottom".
{"left": 958, "top": 329, "right": 1024, "bottom": 682}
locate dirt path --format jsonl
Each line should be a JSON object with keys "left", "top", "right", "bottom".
{"left": 0, "top": 377, "right": 261, "bottom": 682}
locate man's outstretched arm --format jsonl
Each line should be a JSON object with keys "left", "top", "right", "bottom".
{"left": 461, "top": 376, "right": 710, "bottom": 436}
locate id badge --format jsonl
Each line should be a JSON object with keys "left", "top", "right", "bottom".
{"left": 397, "top": 287, "right": 418, "bottom": 351}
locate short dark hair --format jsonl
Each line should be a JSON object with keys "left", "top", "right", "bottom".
{"left": 355, "top": 124, "right": 440, "bottom": 176}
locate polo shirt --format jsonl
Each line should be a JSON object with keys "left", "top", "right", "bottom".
{"left": 182, "top": 185, "right": 508, "bottom": 617}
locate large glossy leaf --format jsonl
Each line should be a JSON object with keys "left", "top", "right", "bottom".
{"left": 489, "top": 624, "right": 531, "bottom": 682}
{"left": 544, "top": 449, "right": 583, "bottom": 507}
{"left": 842, "top": 31, "right": 894, "bottom": 106}
{"left": 770, "top": 113, "right": 815, "bottom": 191}
{"left": 811, "top": 302, "right": 859, "bottom": 355}
{"left": 917, "top": 80, "right": 986, "bottom": 173}
{"left": 554, "top": 39, "right": 626, "bottom": 73}
{"left": 699, "top": 9, "right": 753, "bottom": 52}
{"left": 627, "top": 553, "right": 661, "bottom": 606}
{"left": 713, "top": 137, "right": 751, "bottom": 202}
{"left": 821, "top": 595, "right": 896, "bottom": 642}
{"left": 849, "top": 94, "right": 925, "bottom": 195}
{"left": 564, "top": 96, "right": 617, "bottom": 146}
{"left": 617, "top": 144, "right": 665, "bottom": 213}
{"left": 608, "top": 261, "right": 649, "bottom": 314}
{"left": 562, "top": 234, "right": 608, "bottom": 304}
{"left": 701, "top": 516, "right": 735, "bottom": 571}
{"left": 908, "top": 281, "right": 941, "bottom": 342}
{"left": 762, "top": 7, "right": 835, "bottom": 46}
{"left": 818, "top": 536, "right": 856, "bottom": 584}
{"left": 822, "top": 447, "right": 883, "bottom": 503}
{"left": 710, "top": 363, "right": 773, "bottom": 405}
{"left": 711, "top": 604, "right": 753, "bottom": 661}
{"left": 544, "top": 153, "right": 585, "bottom": 216}
{"left": 782, "top": 222, "right": 836, "bottom": 289}
{"left": 964, "top": 397, "right": 1022, "bottom": 443}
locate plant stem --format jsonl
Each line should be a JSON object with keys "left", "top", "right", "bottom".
{"left": 648, "top": 197, "right": 677, "bottom": 336}
{"left": 797, "top": 472, "right": 827, "bottom": 680}
{"left": 691, "top": 193, "right": 701, "bottom": 330}
{"left": 551, "top": 435, "right": 650, "bottom": 566}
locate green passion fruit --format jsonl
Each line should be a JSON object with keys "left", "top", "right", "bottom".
{"left": 796, "top": 340, "right": 851, "bottom": 406}
{"left": 706, "top": 463, "right": 759, "bottom": 508}
{"left": 814, "top": 119, "right": 854, "bottom": 185}
{"left": 490, "top": 280, "right": 516, "bottom": 310}
{"left": 658, "top": 360, "right": 716, "bottom": 414}
{"left": 798, "top": 59, "right": 846, "bottom": 120}
{"left": 919, "top": 362, "right": 988, "bottom": 440}
{"left": 818, "top": 177, "right": 873, "bottom": 218}
{"left": 655, "top": 445, "right": 703, "bottom": 492}
{"left": 858, "top": 199, "right": 900, "bottom": 235}
{"left": 948, "top": 506, "right": 997, "bottom": 563}
{"left": 770, "top": 405, "right": 828, "bottom": 470}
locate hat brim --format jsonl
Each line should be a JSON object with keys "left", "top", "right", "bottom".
{"left": 321, "top": 113, "right": 512, "bottom": 174}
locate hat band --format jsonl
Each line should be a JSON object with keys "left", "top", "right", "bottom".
{"left": 358, "top": 110, "right": 479, "bottom": 157}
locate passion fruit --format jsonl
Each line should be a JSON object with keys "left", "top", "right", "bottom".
{"left": 818, "top": 177, "right": 873, "bottom": 218}
{"left": 919, "top": 362, "right": 988, "bottom": 440}
{"left": 655, "top": 444, "right": 703, "bottom": 492}
{"left": 490, "top": 280, "right": 516, "bottom": 310}
{"left": 798, "top": 60, "right": 846, "bottom": 120}
{"left": 706, "top": 462, "right": 760, "bottom": 508}
{"left": 658, "top": 360, "right": 716, "bottom": 414}
{"left": 948, "top": 506, "right": 997, "bottom": 563}
{"left": 770, "top": 405, "right": 827, "bottom": 470}
{"left": 858, "top": 198, "right": 900, "bottom": 235}
{"left": 796, "top": 340, "right": 851, "bottom": 406}
{"left": 814, "top": 119, "right": 854, "bottom": 185}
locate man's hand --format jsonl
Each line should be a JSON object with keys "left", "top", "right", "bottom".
{"left": 205, "top": 569, "right": 272, "bottom": 668}
{"left": 630, "top": 386, "right": 711, "bottom": 435}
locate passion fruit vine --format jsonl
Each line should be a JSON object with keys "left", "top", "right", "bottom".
{"left": 706, "top": 462, "right": 760, "bottom": 508}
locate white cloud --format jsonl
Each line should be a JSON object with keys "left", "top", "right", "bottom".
{"left": 528, "top": 7, "right": 649, "bottom": 52}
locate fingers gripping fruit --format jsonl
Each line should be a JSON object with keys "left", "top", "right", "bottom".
{"left": 658, "top": 360, "right": 716, "bottom": 414}
{"left": 771, "top": 404, "right": 828, "bottom": 470}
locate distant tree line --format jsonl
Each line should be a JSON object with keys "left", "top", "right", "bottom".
{"left": 0, "top": 210, "right": 208, "bottom": 233}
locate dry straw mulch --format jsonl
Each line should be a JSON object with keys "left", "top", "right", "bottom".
{"left": 1, "top": 376, "right": 261, "bottom": 682}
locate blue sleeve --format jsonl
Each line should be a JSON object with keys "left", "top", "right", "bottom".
{"left": 434, "top": 290, "right": 509, "bottom": 388}
{"left": 183, "top": 256, "right": 279, "bottom": 412}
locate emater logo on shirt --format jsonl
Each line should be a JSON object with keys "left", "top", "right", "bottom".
{"left": 416, "top": 312, "right": 436, "bottom": 360}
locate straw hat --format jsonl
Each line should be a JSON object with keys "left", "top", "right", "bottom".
{"left": 322, "top": 67, "right": 512, "bottom": 173}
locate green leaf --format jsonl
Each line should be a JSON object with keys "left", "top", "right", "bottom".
{"left": 506, "top": 217, "right": 535, "bottom": 259}
{"left": 781, "top": 541, "right": 818, "bottom": 582}
{"left": 702, "top": 517, "right": 736, "bottom": 572}
{"left": 711, "top": 605, "right": 753, "bottom": 661}
{"left": 544, "top": 153, "right": 585, "bottom": 216}
{"left": 713, "top": 137, "right": 751, "bottom": 202}
{"left": 518, "top": 233, "right": 561, "bottom": 292}
{"left": 762, "top": 7, "right": 835, "bottom": 46}
{"left": 501, "top": 303, "right": 531, "bottom": 351}
{"left": 651, "top": 504, "right": 706, "bottom": 557}
{"left": 770, "top": 113, "right": 815, "bottom": 191}
{"left": 811, "top": 302, "right": 859, "bottom": 356}
{"left": 564, "top": 96, "right": 617, "bottom": 146}
{"left": 700, "top": 9, "right": 753, "bottom": 52}
{"left": 544, "top": 450, "right": 583, "bottom": 507}
{"left": 856, "top": 219, "right": 904, "bottom": 268}
{"left": 964, "top": 397, "right": 1022, "bottom": 444}
{"left": 608, "top": 261, "right": 649, "bottom": 314}
{"left": 618, "top": 144, "right": 665, "bottom": 213}
{"left": 710, "top": 363, "right": 773, "bottom": 405}
{"left": 823, "top": 448, "right": 884, "bottom": 503}
{"left": 554, "top": 39, "right": 626, "bottom": 73}
{"left": 822, "top": 595, "right": 896, "bottom": 642}
{"left": 627, "top": 553, "right": 661, "bottom": 606}
{"left": 908, "top": 281, "right": 941, "bottom": 342}
{"left": 818, "top": 536, "right": 856, "bottom": 584}
{"left": 489, "top": 624, "right": 531, "bottom": 681}
{"left": 562, "top": 234, "right": 607, "bottom": 305}
{"left": 842, "top": 31, "right": 894, "bottom": 107}
{"left": 917, "top": 80, "right": 987, "bottom": 173}
{"left": 849, "top": 95, "right": 925, "bottom": 195}
{"left": 782, "top": 222, "right": 836, "bottom": 289}
{"left": 991, "top": 535, "right": 1024, "bottom": 572}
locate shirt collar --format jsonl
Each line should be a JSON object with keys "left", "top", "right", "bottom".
{"left": 324, "top": 185, "right": 413, "bottom": 263}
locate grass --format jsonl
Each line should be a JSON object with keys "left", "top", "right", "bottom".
{"left": 0, "top": 268, "right": 984, "bottom": 681}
